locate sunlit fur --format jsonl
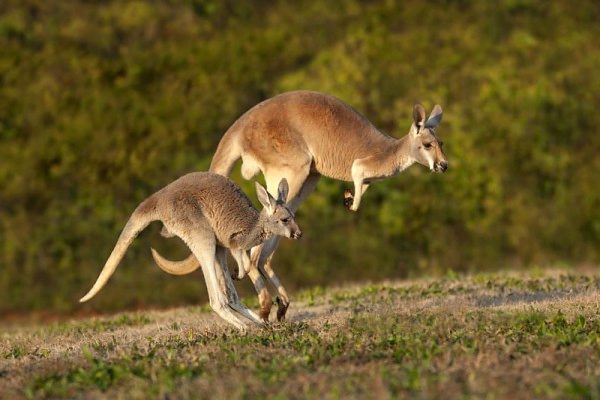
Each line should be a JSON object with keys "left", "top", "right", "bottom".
{"left": 153, "top": 91, "right": 447, "bottom": 321}
{"left": 80, "top": 172, "right": 300, "bottom": 330}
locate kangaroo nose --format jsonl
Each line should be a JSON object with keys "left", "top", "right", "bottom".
{"left": 439, "top": 161, "right": 448, "bottom": 172}
{"left": 292, "top": 230, "right": 302, "bottom": 239}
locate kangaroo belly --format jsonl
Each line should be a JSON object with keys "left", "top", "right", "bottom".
{"left": 240, "top": 125, "right": 312, "bottom": 173}
{"left": 313, "top": 154, "right": 354, "bottom": 181}
{"left": 240, "top": 128, "right": 374, "bottom": 182}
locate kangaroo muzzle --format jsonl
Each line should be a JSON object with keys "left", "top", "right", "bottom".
{"left": 434, "top": 160, "right": 448, "bottom": 173}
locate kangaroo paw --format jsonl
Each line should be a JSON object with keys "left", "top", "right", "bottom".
{"left": 276, "top": 297, "right": 289, "bottom": 322}
{"left": 343, "top": 189, "right": 354, "bottom": 210}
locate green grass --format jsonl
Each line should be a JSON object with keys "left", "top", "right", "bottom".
{"left": 1, "top": 268, "right": 599, "bottom": 399}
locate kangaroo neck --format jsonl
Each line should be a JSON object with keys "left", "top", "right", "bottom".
{"left": 392, "top": 135, "right": 415, "bottom": 172}
{"left": 237, "top": 216, "right": 272, "bottom": 250}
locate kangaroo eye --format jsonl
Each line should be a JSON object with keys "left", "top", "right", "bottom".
{"left": 281, "top": 218, "right": 290, "bottom": 223}
{"left": 424, "top": 143, "right": 432, "bottom": 149}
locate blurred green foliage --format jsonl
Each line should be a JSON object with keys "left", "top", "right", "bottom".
{"left": 0, "top": 0, "right": 598, "bottom": 315}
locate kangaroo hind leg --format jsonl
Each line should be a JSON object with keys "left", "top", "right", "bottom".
{"left": 182, "top": 232, "right": 248, "bottom": 330}
{"left": 241, "top": 153, "right": 261, "bottom": 180}
{"left": 216, "top": 247, "right": 263, "bottom": 326}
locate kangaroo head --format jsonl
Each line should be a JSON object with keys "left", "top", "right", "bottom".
{"left": 255, "top": 179, "right": 302, "bottom": 240}
{"left": 409, "top": 104, "right": 448, "bottom": 173}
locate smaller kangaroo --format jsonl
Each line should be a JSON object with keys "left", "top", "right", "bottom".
{"left": 79, "top": 172, "right": 301, "bottom": 329}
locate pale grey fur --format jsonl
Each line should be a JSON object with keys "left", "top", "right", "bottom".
{"left": 80, "top": 172, "right": 300, "bottom": 330}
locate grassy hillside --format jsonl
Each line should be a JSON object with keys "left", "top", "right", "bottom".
{"left": 1, "top": 268, "right": 598, "bottom": 399}
{"left": 1, "top": 0, "right": 599, "bottom": 315}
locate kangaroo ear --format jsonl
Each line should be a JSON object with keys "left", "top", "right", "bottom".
{"left": 413, "top": 104, "right": 426, "bottom": 129}
{"left": 425, "top": 104, "right": 443, "bottom": 128}
{"left": 255, "top": 182, "right": 276, "bottom": 212}
{"left": 277, "top": 178, "right": 289, "bottom": 203}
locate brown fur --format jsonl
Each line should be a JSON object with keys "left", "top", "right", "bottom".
{"left": 216, "top": 91, "right": 399, "bottom": 182}
{"left": 162, "top": 91, "right": 448, "bottom": 321}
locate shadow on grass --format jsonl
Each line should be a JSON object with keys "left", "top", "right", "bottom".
{"left": 475, "top": 289, "right": 589, "bottom": 308}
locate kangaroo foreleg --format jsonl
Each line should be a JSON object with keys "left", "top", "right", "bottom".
{"left": 230, "top": 249, "right": 251, "bottom": 280}
{"left": 344, "top": 182, "right": 370, "bottom": 211}
{"left": 347, "top": 159, "right": 375, "bottom": 211}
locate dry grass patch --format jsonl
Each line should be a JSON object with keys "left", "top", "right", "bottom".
{"left": 0, "top": 268, "right": 598, "bottom": 399}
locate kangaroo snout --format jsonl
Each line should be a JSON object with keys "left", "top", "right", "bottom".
{"left": 435, "top": 161, "right": 448, "bottom": 173}
{"left": 291, "top": 230, "right": 302, "bottom": 240}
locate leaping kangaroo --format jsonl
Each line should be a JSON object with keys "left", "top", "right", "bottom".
{"left": 152, "top": 90, "right": 448, "bottom": 321}
{"left": 80, "top": 172, "right": 301, "bottom": 330}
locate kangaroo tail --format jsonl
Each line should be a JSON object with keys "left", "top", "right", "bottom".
{"left": 150, "top": 249, "right": 200, "bottom": 275}
{"left": 79, "top": 204, "right": 155, "bottom": 303}
{"left": 209, "top": 127, "right": 241, "bottom": 177}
